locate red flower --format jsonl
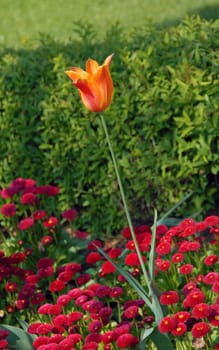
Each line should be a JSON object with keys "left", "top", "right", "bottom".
{"left": 31, "top": 293, "right": 46, "bottom": 305}
{"left": 191, "top": 322, "right": 210, "bottom": 338}
{"left": 174, "top": 311, "right": 190, "bottom": 323}
{"left": 204, "top": 215, "right": 219, "bottom": 226}
{"left": 68, "top": 311, "right": 83, "bottom": 322}
{"left": 10, "top": 252, "right": 26, "bottom": 263}
{"left": 5, "top": 281, "right": 18, "bottom": 293}
{"left": 116, "top": 333, "right": 135, "bottom": 348}
{"left": 183, "top": 282, "right": 197, "bottom": 296}
{"left": 37, "top": 257, "right": 54, "bottom": 269}
{"left": 20, "top": 192, "right": 37, "bottom": 205}
{"left": 158, "top": 316, "right": 176, "bottom": 333}
{"left": 18, "top": 217, "right": 34, "bottom": 230}
{"left": 76, "top": 273, "right": 91, "bottom": 285}
{"left": 82, "top": 300, "right": 103, "bottom": 313}
{"left": 0, "top": 203, "right": 16, "bottom": 217}
{"left": 101, "top": 261, "right": 116, "bottom": 275}
{"left": 88, "top": 320, "right": 102, "bottom": 333}
{"left": 192, "top": 303, "right": 210, "bottom": 319}
{"left": 36, "top": 185, "right": 59, "bottom": 196}
{"left": 204, "top": 254, "right": 218, "bottom": 266}
{"left": 56, "top": 294, "right": 71, "bottom": 306}
{"left": 123, "top": 305, "right": 139, "bottom": 319}
{"left": 43, "top": 217, "right": 58, "bottom": 228}
{"left": 86, "top": 252, "right": 102, "bottom": 264}
{"left": 62, "top": 208, "right": 77, "bottom": 220}
{"left": 203, "top": 272, "right": 218, "bottom": 285}
{"left": 172, "top": 253, "right": 184, "bottom": 264}
{"left": 33, "top": 210, "right": 46, "bottom": 220}
{"left": 36, "top": 323, "right": 53, "bottom": 335}
{"left": 212, "top": 281, "right": 219, "bottom": 294}
{"left": 75, "top": 230, "right": 88, "bottom": 239}
{"left": 87, "top": 240, "right": 103, "bottom": 250}
{"left": 208, "top": 304, "right": 219, "bottom": 326}
{"left": 41, "top": 235, "right": 53, "bottom": 246}
{"left": 156, "top": 241, "right": 171, "bottom": 255}
{"left": 82, "top": 341, "right": 98, "bottom": 350}
{"left": 32, "top": 335, "right": 49, "bottom": 347}
{"left": 187, "top": 241, "right": 200, "bottom": 251}
{"left": 179, "top": 264, "right": 194, "bottom": 275}
{"left": 158, "top": 260, "right": 171, "bottom": 271}
{"left": 85, "top": 333, "right": 102, "bottom": 343}
{"left": 52, "top": 314, "right": 69, "bottom": 327}
{"left": 96, "top": 285, "right": 111, "bottom": 298}
{"left": 160, "top": 291, "right": 179, "bottom": 305}
{"left": 183, "top": 289, "right": 205, "bottom": 308}
{"left": 108, "top": 248, "right": 122, "bottom": 258}
{"left": 59, "top": 334, "right": 82, "bottom": 348}
{"left": 25, "top": 274, "right": 40, "bottom": 285}
{"left": 102, "top": 331, "right": 116, "bottom": 344}
{"left": 49, "top": 280, "right": 66, "bottom": 292}
{"left": 171, "top": 323, "right": 187, "bottom": 336}
{"left": 99, "top": 306, "right": 112, "bottom": 320}
{"left": 109, "top": 287, "right": 123, "bottom": 298}
{"left": 125, "top": 252, "right": 146, "bottom": 266}
{"left": 0, "top": 339, "right": 9, "bottom": 349}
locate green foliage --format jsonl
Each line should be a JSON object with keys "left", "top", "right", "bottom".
{"left": 0, "top": 16, "right": 218, "bottom": 236}
{"left": 0, "top": 325, "right": 34, "bottom": 350}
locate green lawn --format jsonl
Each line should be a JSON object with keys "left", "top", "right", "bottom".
{"left": 0, "top": 0, "right": 219, "bottom": 47}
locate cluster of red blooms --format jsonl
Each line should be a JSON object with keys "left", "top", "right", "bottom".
{"left": 0, "top": 177, "right": 78, "bottom": 235}
{"left": 28, "top": 282, "right": 147, "bottom": 350}
{"left": 1, "top": 178, "right": 219, "bottom": 349}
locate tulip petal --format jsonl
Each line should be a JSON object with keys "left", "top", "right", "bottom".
{"left": 104, "top": 53, "right": 114, "bottom": 66}
{"left": 86, "top": 59, "right": 99, "bottom": 75}
{"left": 94, "top": 65, "right": 113, "bottom": 110}
{"left": 75, "top": 79, "right": 100, "bottom": 112}
{"left": 65, "top": 67, "right": 88, "bottom": 83}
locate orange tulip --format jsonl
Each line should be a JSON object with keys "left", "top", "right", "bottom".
{"left": 65, "top": 54, "right": 114, "bottom": 112}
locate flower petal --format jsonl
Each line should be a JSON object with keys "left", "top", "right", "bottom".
{"left": 86, "top": 59, "right": 99, "bottom": 75}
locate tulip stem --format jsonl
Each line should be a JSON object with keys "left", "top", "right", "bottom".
{"left": 99, "top": 113, "right": 151, "bottom": 290}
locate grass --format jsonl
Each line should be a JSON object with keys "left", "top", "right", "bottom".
{"left": 0, "top": 0, "right": 219, "bottom": 48}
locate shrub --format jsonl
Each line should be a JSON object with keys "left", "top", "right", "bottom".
{"left": 0, "top": 17, "right": 218, "bottom": 235}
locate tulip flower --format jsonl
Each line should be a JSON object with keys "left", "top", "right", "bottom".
{"left": 65, "top": 54, "right": 114, "bottom": 112}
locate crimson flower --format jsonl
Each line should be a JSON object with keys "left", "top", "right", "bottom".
{"left": 62, "top": 208, "right": 77, "bottom": 220}
{"left": 171, "top": 323, "right": 187, "bottom": 336}
{"left": 160, "top": 291, "right": 179, "bottom": 305}
{"left": 179, "top": 263, "right": 194, "bottom": 275}
{"left": 43, "top": 216, "right": 58, "bottom": 228}
{"left": 0, "top": 203, "right": 16, "bottom": 217}
{"left": 192, "top": 303, "right": 210, "bottom": 319}
{"left": 18, "top": 217, "right": 34, "bottom": 230}
{"left": 191, "top": 322, "right": 211, "bottom": 338}
{"left": 116, "top": 333, "right": 135, "bottom": 348}
{"left": 158, "top": 316, "right": 176, "bottom": 333}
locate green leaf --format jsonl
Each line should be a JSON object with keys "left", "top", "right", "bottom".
{"left": 157, "top": 191, "right": 194, "bottom": 225}
{"left": 140, "top": 327, "right": 154, "bottom": 350}
{"left": 148, "top": 209, "right": 157, "bottom": 282}
{"left": 95, "top": 246, "right": 153, "bottom": 309}
{"left": 0, "top": 325, "right": 35, "bottom": 350}
{"left": 150, "top": 327, "right": 174, "bottom": 350}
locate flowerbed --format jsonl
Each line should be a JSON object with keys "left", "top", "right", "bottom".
{"left": 0, "top": 177, "right": 219, "bottom": 349}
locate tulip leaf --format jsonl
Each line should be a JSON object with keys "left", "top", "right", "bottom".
{"left": 140, "top": 327, "right": 154, "bottom": 349}
{"left": 157, "top": 190, "right": 193, "bottom": 225}
{"left": 150, "top": 327, "right": 174, "bottom": 350}
{"left": 0, "top": 325, "right": 35, "bottom": 350}
{"left": 95, "top": 245, "right": 153, "bottom": 309}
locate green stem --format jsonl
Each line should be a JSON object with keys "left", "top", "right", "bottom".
{"left": 99, "top": 113, "right": 150, "bottom": 289}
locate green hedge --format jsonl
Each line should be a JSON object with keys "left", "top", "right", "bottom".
{"left": 0, "top": 17, "right": 219, "bottom": 235}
